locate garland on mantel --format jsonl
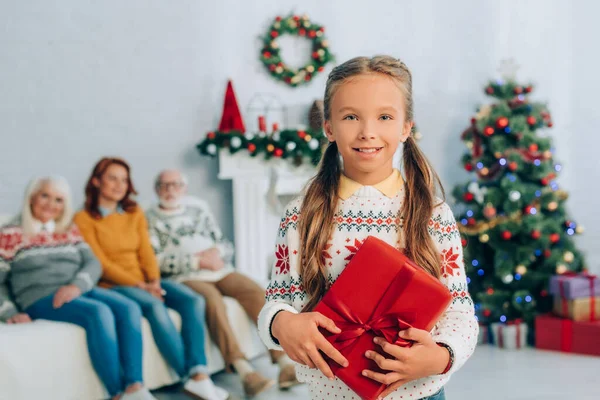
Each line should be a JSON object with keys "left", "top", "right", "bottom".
{"left": 197, "top": 129, "right": 327, "bottom": 167}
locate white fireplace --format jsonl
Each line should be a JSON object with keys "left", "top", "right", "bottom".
{"left": 218, "top": 150, "right": 316, "bottom": 287}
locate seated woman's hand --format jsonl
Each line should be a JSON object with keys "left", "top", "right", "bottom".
{"left": 272, "top": 311, "right": 349, "bottom": 380}
{"left": 53, "top": 284, "right": 82, "bottom": 309}
{"left": 146, "top": 280, "right": 165, "bottom": 301}
{"left": 6, "top": 313, "right": 32, "bottom": 324}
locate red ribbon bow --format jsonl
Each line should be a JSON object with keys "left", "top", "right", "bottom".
{"left": 321, "top": 291, "right": 414, "bottom": 350}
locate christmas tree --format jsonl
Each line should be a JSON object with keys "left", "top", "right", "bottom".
{"left": 452, "top": 64, "right": 586, "bottom": 328}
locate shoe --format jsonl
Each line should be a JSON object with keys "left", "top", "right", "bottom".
{"left": 182, "top": 378, "right": 222, "bottom": 400}
{"left": 121, "top": 388, "right": 158, "bottom": 400}
{"left": 242, "top": 371, "right": 276, "bottom": 397}
{"left": 278, "top": 364, "right": 301, "bottom": 390}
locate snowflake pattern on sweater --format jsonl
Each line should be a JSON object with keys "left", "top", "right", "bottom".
{"left": 257, "top": 186, "right": 478, "bottom": 400}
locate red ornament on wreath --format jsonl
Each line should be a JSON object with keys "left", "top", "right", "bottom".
{"left": 464, "top": 192, "right": 474, "bottom": 202}
{"left": 525, "top": 86, "right": 533, "bottom": 93}
{"left": 274, "top": 148, "right": 284, "bottom": 157}
{"left": 467, "top": 218, "right": 476, "bottom": 226}
{"left": 486, "top": 87, "right": 494, "bottom": 94}
{"left": 207, "top": 132, "right": 216, "bottom": 140}
{"left": 461, "top": 238, "right": 468, "bottom": 247}
{"left": 247, "top": 144, "right": 257, "bottom": 152}
{"left": 540, "top": 177, "right": 549, "bottom": 186}
{"left": 514, "top": 86, "right": 523, "bottom": 94}
{"left": 527, "top": 116, "right": 537, "bottom": 126}
{"left": 501, "top": 231, "right": 512, "bottom": 240}
{"left": 465, "top": 163, "right": 474, "bottom": 172}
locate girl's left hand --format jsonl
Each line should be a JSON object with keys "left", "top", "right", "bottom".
{"left": 362, "top": 328, "right": 450, "bottom": 399}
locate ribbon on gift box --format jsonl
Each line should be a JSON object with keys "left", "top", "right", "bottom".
{"left": 322, "top": 288, "right": 415, "bottom": 350}
{"left": 497, "top": 319, "right": 523, "bottom": 349}
{"left": 558, "top": 271, "right": 598, "bottom": 321}
{"left": 559, "top": 318, "right": 574, "bottom": 352}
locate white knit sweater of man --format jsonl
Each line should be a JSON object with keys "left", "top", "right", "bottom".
{"left": 257, "top": 169, "right": 478, "bottom": 400}
{"left": 146, "top": 199, "right": 234, "bottom": 282}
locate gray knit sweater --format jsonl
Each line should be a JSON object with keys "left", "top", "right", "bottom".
{"left": 0, "top": 220, "right": 101, "bottom": 320}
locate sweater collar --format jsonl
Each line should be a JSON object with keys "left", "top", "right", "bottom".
{"left": 338, "top": 169, "right": 403, "bottom": 200}
{"left": 32, "top": 219, "right": 56, "bottom": 234}
{"left": 99, "top": 205, "right": 125, "bottom": 218}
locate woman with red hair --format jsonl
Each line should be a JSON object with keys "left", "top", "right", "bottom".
{"left": 75, "top": 157, "right": 228, "bottom": 400}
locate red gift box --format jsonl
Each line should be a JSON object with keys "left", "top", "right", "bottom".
{"left": 314, "top": 236, "right": 453, "bottom": 400}
{"left": 535, "top": 314, "right": 600, "bottom": 356}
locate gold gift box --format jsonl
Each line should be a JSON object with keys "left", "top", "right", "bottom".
{"left": 553, "top": 296, "right": 600, "bottom": 321}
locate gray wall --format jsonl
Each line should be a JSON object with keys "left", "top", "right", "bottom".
{"left": 1, "top": 0, "right": 597, "bottom": 272}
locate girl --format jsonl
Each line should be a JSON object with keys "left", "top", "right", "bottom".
{"left": 0, "top": 176, "right": 154, "bottom": 400}
{"left": 257, "top": 56, "right": 478, "bottom": 400}
{"left": 74, "top": 158, "right": 228, "bottom": 400}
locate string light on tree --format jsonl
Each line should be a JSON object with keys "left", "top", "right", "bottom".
{"left": 479, "top": 233, "right": 490, "bottom": 243}
{"left": 556, "top": 264, "right": 568, "bottom": 274}
{"left": 516, "top": 265, "right": 527, "bottom": 275}
{"left": 563, "top": 251, "right": 574, "bottom": 263}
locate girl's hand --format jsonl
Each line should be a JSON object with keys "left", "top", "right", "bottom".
{"left": 6, "top": 313, "right": 32, "bottom": 324}
{"left": 53, "top": 285, "right": 82, "bottom": 309}
{"left": 272, "top": 311, "right": 349, "bottom": 380}
{"left": 362, "top": 328, "right": 450, "bottom": 399}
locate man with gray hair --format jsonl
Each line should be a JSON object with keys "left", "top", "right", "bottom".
{"left": 146, "top": 169, "right": 299, "bottom": 397}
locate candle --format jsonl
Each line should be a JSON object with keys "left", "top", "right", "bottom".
{"left": 258, "top": 115, "right": 266, "bottom": 132}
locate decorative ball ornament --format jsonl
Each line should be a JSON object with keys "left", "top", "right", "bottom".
{"left": 487, "top": 288, "right": 495, "bottom": 295}
{"left": 461, "top": 238, "right": 468, "bottom": 247}
{"left": 286, "top": 142, "right": 297, "bottom": 151}
{"left": 486, "top": 87, "right": 494, "bottom": 95}
{"left": 501, "top": 231, "right": 512, "bottom": 240}
{"left": 508, "top": 162, "right": 518, "bottom": 171}
{"left": 206, "top": 144, "right": 217, "bottom": 155}
{"left": 547, "top": 201, "right": 558, "bottom": 211}
{"left": 496, "top": 117, "right": 509, "bottom": 129}
{"left": 266, "top": 144, "right": 275, "bottom": 152}
{"left": 230, "top": 136, "right": 242, "bottom": 149}
{"left": 509, "top": 190, "right": 521, "bottom": 201}
{"left": 527, "top": 116, "right": 537, "bottom": 126}
{"left": 207, "top": 132, "right": 216, "bottom": 140}
{"left": 464, "top": 193, "right": 474, "bottom": 202}
{"left": 550, "top": 233, "right": 560, "bottom": 244}
{"left": 563, "top": 251, "right": 575, "bottom": 263}
{"left": 479, "top": 233, "right": 490, "bottom": 243}
{"left": 247, "top": 143, "right": 257, "bottom": 152}
{"left": 556, "top": 264, "right": 568, "bottom": 274}
{"left": 304, "top": 134, "right": 312, "bottom": 142}
{"left": 465, "top": 163, "right": 474, "bottom": 172}
{"left": 529, "top": 144, "right": 539, "bottom": 152}
{"left": 308, "top": 138, "right": 320, "bottom": 150}
{"left": 483, "top": 205, "right": 497, "bottom": 219}
{"left": 483, "top": 309, "right": 492, "bottom": 317}
{"left": 484, "top": 126, "right": 495, "bottom": 136}
{"left": 480, "top": 167, "right": 489, "bottom": 176}
{"left": 531, "top": 230, "right": 541, "bottom": 240}
{"left": 516, "top": 265, "right": 527, "bottom": 275}
{"left": 274, "top": 148, "right": 284, "bottom": 157}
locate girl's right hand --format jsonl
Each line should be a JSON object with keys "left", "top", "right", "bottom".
{"left": 272, "top": 311, "right": 349, "bottom": 380}
{"left": 6, "top": 313, "right": 32, "bottom": 324}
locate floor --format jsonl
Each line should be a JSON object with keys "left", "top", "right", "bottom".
{"left": 154, "top": 345, "right": 599, "bottom": 400}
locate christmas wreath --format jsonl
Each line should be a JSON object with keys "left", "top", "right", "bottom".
{"left": 260, "top": 14, "right": 334, "bottom": 87}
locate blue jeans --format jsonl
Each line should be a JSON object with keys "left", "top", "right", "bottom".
{"left": 113, "top": 280, "right": 208, "bottom": 378}
{"left": 26, "top": 287, "right": 144, "bottom": 397}
{"left": 423, "top": 388, "right": 446, "bottom": 400}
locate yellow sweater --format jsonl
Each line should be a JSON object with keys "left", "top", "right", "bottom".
{"left": 74, "top": 206, "right": 160, "bottom": 287}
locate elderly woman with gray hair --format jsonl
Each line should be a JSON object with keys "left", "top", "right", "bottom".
{"left": 0, "top": 176, "right": 156, "bottom": 400}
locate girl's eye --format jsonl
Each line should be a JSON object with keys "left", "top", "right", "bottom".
{"left": 380, "top": 115, "right": 393, "bottom": 121}
{"left": 40, "top": 193, "right": 49, "bottom": 198}
{"left": 343, "top": 115, "right": 358, "bottom": 121}
{"left": 55, "top": 198, "right": 64, "bottom": 204}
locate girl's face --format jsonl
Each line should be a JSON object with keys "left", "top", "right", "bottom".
{"left": 31, "top": 183, "right": 65, "bottom": 223}
{"left": 324, "top": 73, "right": 412, "bottom": 183}
{"left": 94, "top": 164, "right": 129, "bottom": 203}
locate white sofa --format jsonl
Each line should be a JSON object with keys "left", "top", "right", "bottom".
{"left": 0, "top": 213, "right": 267, "bottom": 400}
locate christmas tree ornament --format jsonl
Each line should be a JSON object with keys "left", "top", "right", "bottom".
{"left": 563, "top": 251, "right": 574, "bottom": 263}
{"left": 479, "top": 233, "right": 490, "bottom": 243}
{"left": 496, "top": 117, "right": 509, "bottom": 129}
{"left": 547, "top": 201, "right": 558, "bottom": 211}
{"left": 501, "top": 231, "right": 512, "bottom": 240}
{"left": 509, "top": 190, "right": 521, "bottom": 201}
{"left": 556, "top": 264, "right": 568, "bottom": 274}
{"left": 286, "top": 142, "right": 297, "bottom": 151}
{"left": 484, "top": 126, "right": 495, "bottom": 136}
{"left": 266, "top": 144, "right": 275, "bottom": 152}
{"left": 531, "top": 230, "right": 541, "bottom": 239}
{"left": 483, "top": 205, "right": 496, "bottom": 219}
{"left": 230, "top": 136, "right": 242, "bottom": 149}
{"left": 308, "top": 138, "right": 320, "bottom": 150}
{"left": 516, "top": 265, "right": 527, "bottom": 275}
{"left": 527, "top": 116, "right": 537, "bottom": 126}
{"left": 206, "top": 144, "right": 217, "bottom": 155}
{"left": 576, "top": 225, "right": 585, "bottom": 234}
{"left": 550, "top": 233, "right": 560, "bottom": 244}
